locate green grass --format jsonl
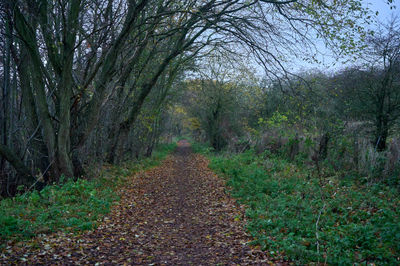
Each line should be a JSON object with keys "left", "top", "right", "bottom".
{"left": 0, "top": 142, "right": 176, "bottom": 245}
{"left": 197, "top": 145, "right": 400, "bottom": 264}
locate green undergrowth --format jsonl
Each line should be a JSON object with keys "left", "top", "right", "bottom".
{"left": 195, "top": 143, "right": 400, "bottom": 264}
{"left": 0, "top": 143, "right": 176, "bottom": 245}
{"left": 191, "top": 141, "right": 214, "bottom": 154}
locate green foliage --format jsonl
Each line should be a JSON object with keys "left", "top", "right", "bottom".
{"left": 206, "top": 149, "right": 400, "bottom": 264}
{"left": 191, "top": 142, "right": 214, "bottom": 154}
{"left": 138, "top": 143, "right": 177, "bottom": 168}
{"left": 0, "top": 178, "right": 116, "bottom": 243}
{"left": 266, "top": 111, "right": 288, "bottom": 128}
{"left": 0, "top": 143, "right": 176, "bottom": 245}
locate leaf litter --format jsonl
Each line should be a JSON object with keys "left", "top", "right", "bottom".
{"left": 1, "top": 140, "right": 288, "bottom": 265}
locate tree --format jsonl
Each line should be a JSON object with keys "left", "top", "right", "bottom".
{"left": 0, "top": 0, "right": 371, "bottom": 194}
{"left": 334, "top": 18, "right": 400, "bottom": 151}
{"left": 180, "top": 54, "right": 261, "bottom": 150}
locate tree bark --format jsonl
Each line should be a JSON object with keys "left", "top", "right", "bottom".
{"left": 14, "top": 7, "right": 58, "bottom": 178}
{"left": 56, "top": 0, "right": 81, "bottom": 179}
{"left": 318, "top": 132, "right": 330, "bottom": 160}
{"left": 375, "top": 116, "right": 388, "bottom": 152}
{"left": 0, "top": 143, "right": 35, "bottom": 184}
{"left": 76, "top": 0, "right": 149, "bottom": 148}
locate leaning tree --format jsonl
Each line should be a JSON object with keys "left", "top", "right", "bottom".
{"left": 0, "top": 0, "right": 370, "bottom": 195}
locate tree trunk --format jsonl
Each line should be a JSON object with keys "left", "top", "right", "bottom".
{"left": 1, "top": 15, "right": 12, "bottom": 195}
{"left": 318, "top": 132, "right": 330, "bottom": 160}
{"left": 353, "top": 133, "right": 359, "bottom": 170}
{"left": 0, "top": 143, "right": 35, "bottom": 185}
{"left": 375, "top": 115, "right": 388, "bottom": 152}
{"left": 107, "top": 127, "right": 122, "bottom": 164}
{"left": 14, "top": 8, "right": 59, "bottom": 179}
{"left": 289, "top": 135, "right": 300, "bottom": 160}
{"left": 56, "top": 0, "right": 81, "bottom": 179}
{"left": 76, "top": 0, "right": 149, "bottom": 148}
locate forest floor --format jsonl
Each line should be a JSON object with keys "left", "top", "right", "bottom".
{"left": 1, "top": 140, "right": 282, "bottom": 265}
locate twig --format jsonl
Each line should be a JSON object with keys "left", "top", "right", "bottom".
{"left": 23, "top": 159, "right": 54, "bottom": 198}
{"left": 316, "top": 202, "right": 326, "bottom": 264}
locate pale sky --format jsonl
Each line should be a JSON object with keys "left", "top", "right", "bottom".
{"left": 281, "top": 0, "right": 400, "bottom": 74}
{"left": 325, "top": 0, "right": 399, "bottom": 71}
{"left": 367, "top": 0, "right": 398, "bottom": 23}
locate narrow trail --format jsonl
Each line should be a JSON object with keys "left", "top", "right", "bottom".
{"left": 2, "top": 141, "right": 273, "bottom": 265}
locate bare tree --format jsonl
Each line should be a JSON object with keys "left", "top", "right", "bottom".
{"left": 335, "top": 17, "right": 400, "bottom": 151}
{"left": 0, "top": 0, "right": 370, "bottom": 195}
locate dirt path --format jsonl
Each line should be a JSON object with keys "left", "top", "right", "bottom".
{"left": 2, "top": 141, "right": 273, "bottom": 265}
